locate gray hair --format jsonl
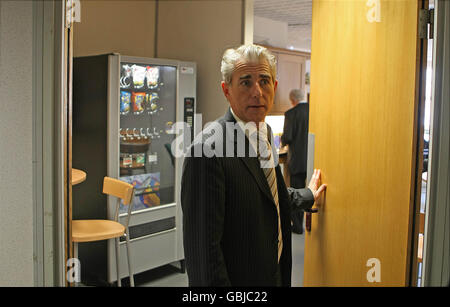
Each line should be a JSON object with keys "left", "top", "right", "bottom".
{"left": 289, "top": 88, "right": 305, "bottom": 102}
{"left": 220, "top": 44, "right": 277, "bottom": 84}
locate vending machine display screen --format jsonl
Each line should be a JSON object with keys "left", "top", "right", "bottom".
{"left": 118, "top": 63, "right": 177, "bottom": 213}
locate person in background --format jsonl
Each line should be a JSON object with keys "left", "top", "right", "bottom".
{"left": 281, "top": 88, "right": 309, "bottom": 234}
{"left": 181, "top": 44, "right": 326, "bottom": 286}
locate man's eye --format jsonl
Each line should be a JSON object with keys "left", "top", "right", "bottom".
{"left": 260, "top": 79, "right": 270, "bottom": 85}
{"left": 240, "top": 80, "right": 250, "bottom": 86}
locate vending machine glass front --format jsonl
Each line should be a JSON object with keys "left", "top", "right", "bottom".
{"left": 118, "top": 62, "right": 177, "bottom": 214}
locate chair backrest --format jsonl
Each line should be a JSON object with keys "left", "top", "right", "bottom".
{"left": 103, "top": 177, "right": 134, "bottom": 205}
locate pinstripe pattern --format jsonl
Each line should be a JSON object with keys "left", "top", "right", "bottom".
{"left": 181, "top": 109, "right": 315, "bottom": 286}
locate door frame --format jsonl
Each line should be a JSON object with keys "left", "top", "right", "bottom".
{"left": 32, "top": 0, "right": 68, "bottom": 286}
{"left": 422, "top": 0, "right": 450, "bottom": 287}
{"left": 34, "top": 0, "right": 448, "bottom": 287}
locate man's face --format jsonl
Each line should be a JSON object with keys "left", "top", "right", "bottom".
{"left": 221, "top": 60, "right": 278, "bottom": 123}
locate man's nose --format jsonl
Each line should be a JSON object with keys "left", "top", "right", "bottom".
{"left": 252, "top": 82, "right": 263, "bottom": 98}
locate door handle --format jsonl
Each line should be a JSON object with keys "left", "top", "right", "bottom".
{"left": 304, "top": 208, "right": 318, "bottom": 232}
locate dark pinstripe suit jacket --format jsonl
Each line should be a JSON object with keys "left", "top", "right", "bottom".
{"left": 181, "top": 109, "right": 314, "bottom": 286}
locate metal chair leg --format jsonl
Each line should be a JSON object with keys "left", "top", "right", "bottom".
{"left": 115, "top": 237, "right": 121, "bottom": 287}
{"left": 125, "top": 229, "right": 134, "bottom": 287}
{"left": 74, "top": 242, "right": 79, "bottom": 287}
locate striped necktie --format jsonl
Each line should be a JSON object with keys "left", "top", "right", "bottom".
{"left": 256, "top": 131, "right": 283, "bottom": 263}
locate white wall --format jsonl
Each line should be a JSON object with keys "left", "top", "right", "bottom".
{"left": 74, "top": 0, "right": 157, "bottom": 58}
{"left": 74, "top": 0, "right": 246, "bottom": 126}
{"left": 0, "top": 0, "right": 34, "bottom": 286}
{"left": 157, "top": 0, "right": 244, "bottom": 124}
{"left": 253, "top": 15, "right": 288, "bottom": 49}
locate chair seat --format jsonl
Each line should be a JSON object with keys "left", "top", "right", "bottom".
{"left": 72, "top": 219, "right": 125, "bottom": 243}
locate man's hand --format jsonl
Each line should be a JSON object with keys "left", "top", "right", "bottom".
{"left": 308, "top": 169, "right": 327, "bottom": 201}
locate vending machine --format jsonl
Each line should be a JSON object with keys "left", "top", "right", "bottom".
{"left": 72, "top": 54, "right": 196, "bottom": 285}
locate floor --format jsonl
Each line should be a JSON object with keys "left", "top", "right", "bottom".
{"left": 417, "top": 176, "right": 428, "bottom": 286}
{"left": 136, "top": 232, "right": 306, "bottom": 287}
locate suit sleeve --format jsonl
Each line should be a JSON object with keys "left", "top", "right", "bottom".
{"left": 181, "top": 151, "right": 230, "bottom": 286}
{"left": 281, "top": 112, "right": 294, "bottom": 146}
{"left": 287, "top": 187, "right": 315, "bottom": 211}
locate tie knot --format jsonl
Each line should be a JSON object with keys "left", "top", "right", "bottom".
{"left": 259, "top": 139, "right": 272, "bottom": 161}
{"left": 248, "top": 129, "right": 271, "bottom": 160}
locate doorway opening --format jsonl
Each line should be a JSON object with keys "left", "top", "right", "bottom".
{"left": 416, "top": 0, "right": 435, "bottom": 287}
{"left": 254, "top": 0, "right": 312, "bottom": 287}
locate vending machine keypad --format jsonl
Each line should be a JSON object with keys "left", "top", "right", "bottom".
{"left": 184, "top": 97, "right": 195, "bottom": 142}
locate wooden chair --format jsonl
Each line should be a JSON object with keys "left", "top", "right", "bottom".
{"left": 72, "top": 176, "right": 135, "bottom": 286}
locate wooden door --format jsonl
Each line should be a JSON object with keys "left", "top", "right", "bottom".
{"left": 304, "top": 0, "right": 426, "bottom": 286}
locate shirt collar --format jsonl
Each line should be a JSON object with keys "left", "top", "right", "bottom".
{"left": 229, "top": 107, "right": 267, "bottom": 138}
{"left": 228, "top": 107, "right": 278, "bottom": 167}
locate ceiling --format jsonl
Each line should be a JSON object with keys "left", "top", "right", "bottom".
{"left": 253, "top": 0, "right": 312, "bottom": 52}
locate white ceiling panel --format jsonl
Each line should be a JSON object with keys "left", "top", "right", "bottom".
{"left": 254, "top": 0, "right": 312, "bottom": 26}
{"left": 254, "top": 0, "right": 312, "bottom": 52}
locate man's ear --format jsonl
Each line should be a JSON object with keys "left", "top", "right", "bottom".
{"left": 221, "top": 81, "right": 230, "bottom": 99}
{"left": 273, "top": 79, "right": 278, "bottom": 92}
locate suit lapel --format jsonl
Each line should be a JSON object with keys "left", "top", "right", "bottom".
{"left": 240, "top": 157, "right": 276, "bottom": 205}
{"left": 223, "top": 108, "right": 276, "bottom": 205}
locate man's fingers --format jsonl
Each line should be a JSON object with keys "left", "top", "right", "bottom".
{"left": 313, "top": 184, "right": 327, "bottom": 201}
{"left": 317, "top": 184, "right": 327, "bottom": 194}
{"left": 313, "top": 169, "right": 319, "bottom": 179}
{"left": 309, "top": 169, "right": 326, "bottom": 201}
{"left": 312, "top": 169, "right": 321, "bottom": 187}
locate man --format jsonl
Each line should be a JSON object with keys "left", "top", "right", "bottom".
{"left": 181, "top": 44, "right": 326, "bottom": 286}
{"left": 282, "top": 88, "right": 309, "bottom": 234}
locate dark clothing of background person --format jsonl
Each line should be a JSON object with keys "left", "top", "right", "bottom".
{"left": 281, "top": 102, "right": 309, "bottom": 233}
{"left": 181, "top": 109, "right": 315, "bottom": 287}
